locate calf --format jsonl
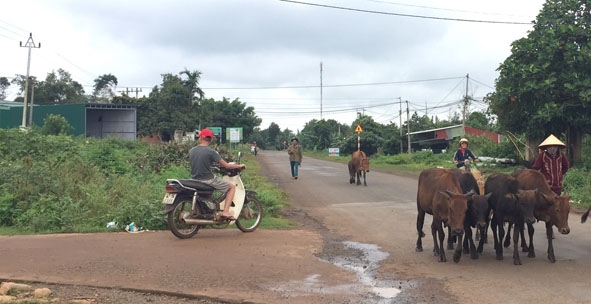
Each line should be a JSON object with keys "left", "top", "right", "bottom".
{"left": 447, "top": 170, "right": 490, "bottom": 259}
{"left": 512, "top": 168, "right": 570, "bottom": 263}
{"left": 485, "top": 173, "right": 537, "bottom": 265}
{"left": 416, "top": 168, "right": 474, "bottom": 263}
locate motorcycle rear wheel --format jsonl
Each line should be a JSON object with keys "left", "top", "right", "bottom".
{"left": 236, "top": 195, "right": 263, "bottom": 232}
{"left": 167, "top": 198, "right": 200, "bottom": 239}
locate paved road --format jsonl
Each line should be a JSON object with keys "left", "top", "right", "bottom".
{"left": 1, "top": 150, "right": 591, "bottom": 304}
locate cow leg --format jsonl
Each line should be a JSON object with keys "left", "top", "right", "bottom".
{"left": 362, "top": 171, "right": 367, "bottom": 186}
{"left": 520, "top": 224, "right": 530, "bottom": 253}
{"left": 465, "top": 226, "right": 478, "bottom": 259}
{"left": 461, "top": 220, "right": 470, "bottom": 254}
{"left": 545, "top": 221, "right": 556, "bottom": 263}
{"left": 453, "top": 233, "right": 464, "bottom": 263}
{"left": 491, "top": 215, "right": 504, "bottom": 260}
{"left": 504, "top": 222, "right": 512, "bottom": 248}
{"left": 513, "top": 222, "right": 522, "bottom": 265}
{"left": 431, "top": 222, "right": 440, "bottom": 257}
{"left": 434, "top": 222, "right": 447, "bottom": 262}
{"left": 483, "top": 222, "right": 489, "bottom": 243}
{"left": 526, "top": 222, "right": 535, "bottom": 258}
{"left": 462, "top": 227, "right": 470, "bottom": 254}
{"left": 476, "top": 224, "right": 486, "bottom": 254}
{"left": 415, "top": 210, "right": 426, "bottom": 252}
{"left": 447, "top": 226, "right": 455, "bottom": 250}
{"left": 497, "top": 222, "right": 506, "bottom": 260}
{"left": 356, "top": 171, "right": 361, "bottom": 185}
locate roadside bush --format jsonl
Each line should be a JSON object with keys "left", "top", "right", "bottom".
{"left": 563, "top": 168, "right": 591, "bottom": 207}
{"left": 0, "top": 129, "right": 287, "bottom": 234}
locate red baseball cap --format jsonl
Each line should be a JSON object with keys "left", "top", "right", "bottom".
{"left": 199, "top": 128, "right": 214, "bottom": 139}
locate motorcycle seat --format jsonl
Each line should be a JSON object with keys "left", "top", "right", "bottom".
{"left": 176, "top": 179, "right": 216, "bottom": 191}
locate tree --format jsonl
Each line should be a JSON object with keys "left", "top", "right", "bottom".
{"left": 486, "top": 0, "right": 591, "bottom": 163}
{"left": 0, "top": 77, "right": 9, "bottom": 100}
{"left": 13, "top": 69, "right": 85, "bottom": 104}
{"left": 267, "top": 122, "right": 281, "bottom": 148}
{"left": 466, "top": 111, "right": 493, "bottom": 131}
{"left": 141, "top": 73, "right": 195, "bottom": 140}
{"left": 92, "top": 74, "right": 118, "bottom": 103}
{"left": 179, "top": 69, "right": 205, "bottom": 100}
{"left": 136, "top": 72, "right": 261, "bottom": 141}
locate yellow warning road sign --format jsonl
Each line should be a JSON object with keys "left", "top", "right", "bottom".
{"left": 355, "top": 124, "right": 363, "bottom": 133}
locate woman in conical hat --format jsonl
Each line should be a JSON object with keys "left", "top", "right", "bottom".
{"left": 532, "top": 134, "right": 569, "bottom": 195}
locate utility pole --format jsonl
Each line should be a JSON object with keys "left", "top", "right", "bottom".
{"left": 28, "top": 85, "right": 35, "bottom": 125}
{"left": 463, "top": 73, "right": 469, "bottom": 127}
{"left": 406, "top": 100, "right": 410, "bottom": 153}
{"left": 320, "top": 62, "right": 323, "bottom": 120}
{"left": 398, "top": 97, "right": 403, "bottom": 154}
{"left": 132, "top": 88, "right": 142, "bottom": 98}
{"left": 20, "top": 33, "right": 41, "bottom": 128}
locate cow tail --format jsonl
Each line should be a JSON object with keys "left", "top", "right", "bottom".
{"left": 581, "top": 205, "right": 591, "bottom": 223}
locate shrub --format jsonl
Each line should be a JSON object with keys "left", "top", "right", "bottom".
{"left": 41, "top": 114, "right": 73, "bottom": 135}
{"left": 563, "top": 168, "right": 591, "bottom": 207}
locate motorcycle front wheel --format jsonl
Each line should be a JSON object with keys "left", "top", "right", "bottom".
{"left": 236, "top": 195, "right": 263, "bottom": 232}
{"left": 167, "top": 198, "right": 200, "bottom": 239}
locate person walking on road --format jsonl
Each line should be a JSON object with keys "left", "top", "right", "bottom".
{"left": 287, "top": 137, "right": 302, "bottom": 179}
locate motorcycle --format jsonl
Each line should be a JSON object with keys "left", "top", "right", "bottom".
{"left": 162, "top": 152, "right": 263, "bottom": 239}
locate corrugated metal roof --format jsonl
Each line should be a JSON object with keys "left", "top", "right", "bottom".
{"left": 0, "top": 101, "right": 24, "bottom": 108}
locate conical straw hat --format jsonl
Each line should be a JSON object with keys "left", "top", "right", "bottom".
{"left": 538, "top": 134, "right": 566, "bottom": 148}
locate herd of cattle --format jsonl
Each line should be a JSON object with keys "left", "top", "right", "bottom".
{"left": 415, "top": 167, "right": 572, "bottom": 265}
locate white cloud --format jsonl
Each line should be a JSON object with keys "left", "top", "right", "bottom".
{"left": 0, "top": 0, "right": 546, "bottom": 133}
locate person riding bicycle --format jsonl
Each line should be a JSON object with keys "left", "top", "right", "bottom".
{"left": 453, "top": 138, "right": 479, "bottom": 170}
{"left": 189, "top": 128, "right": 245, "bottom": 220}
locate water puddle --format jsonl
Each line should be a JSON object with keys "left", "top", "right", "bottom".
{"left": 331, "top": 241, "right": 400, "bottom": 301}
{"left": 270, "top": 241, "right": 409, "bottom": 303}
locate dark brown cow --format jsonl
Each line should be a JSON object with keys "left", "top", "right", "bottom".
{"left": 348, "top": 150, "right": 370, "bottom": 186}
{"left": 512, "top": 168, "right": 571, "bottom": 263}
{"left": 485, "top": 173, "right": 537, "bottom": 265}
{"left": 416, "top": 168, "right": 474, "bottom": 263}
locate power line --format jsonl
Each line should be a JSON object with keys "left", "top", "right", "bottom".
{"left": 202, "top": 76, "right": 464, "bottom": 90}
{"left": 361, "top": 0, "right": 534, "bottom": 18}
{"left": 278, "top": 0, "right": 533, "bottom": 24}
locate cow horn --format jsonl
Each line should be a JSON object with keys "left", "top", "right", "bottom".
{"left": 464, "top": 189, "right": 475, "bottom": 198}
{"left": 444, "top": 190, "right": 456, "bottom": 197}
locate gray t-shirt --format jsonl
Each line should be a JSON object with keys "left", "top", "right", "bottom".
{"left": 189, "top": 145, "right": 222, "bottom": 180}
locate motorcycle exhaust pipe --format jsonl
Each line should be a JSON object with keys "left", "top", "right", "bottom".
{"left": 182, "top": 218, "right": 220, "bottom": 225}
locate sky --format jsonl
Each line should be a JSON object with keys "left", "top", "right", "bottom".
{"left": 1, "top": 0, "right": 547, "bottom": 133}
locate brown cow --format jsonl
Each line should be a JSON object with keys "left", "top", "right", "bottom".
{"left": 348, "top": 150, "right": 369, "bottom": 186}
{"left": 512, "top": 168, "right": 571, "bottom": 263}
{"left": 416, "top": 168, "right": 475, "bottom": 263}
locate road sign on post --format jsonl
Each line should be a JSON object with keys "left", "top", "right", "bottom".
{"left": 355, "top": 124, "right": 363, "bottom": 151}
{"left": 355, "top": 124, "right": 363, "bottom": 133}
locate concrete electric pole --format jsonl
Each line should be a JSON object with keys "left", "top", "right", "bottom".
{"left": 20, "top": 33, "right": 41, "bottom": 128}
